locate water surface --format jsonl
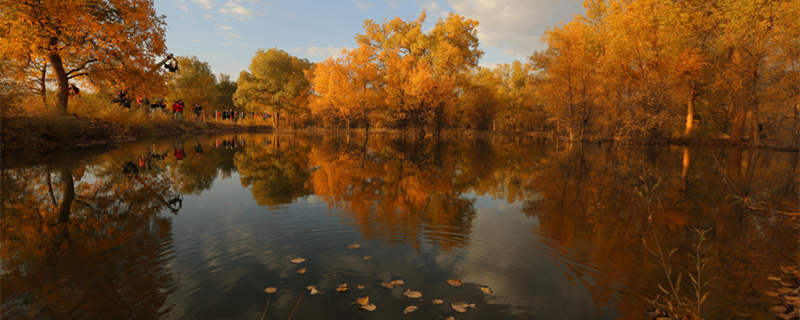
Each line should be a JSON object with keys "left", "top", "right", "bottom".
{"left": 2, "top": 133, "right": 797, "bottom": 319}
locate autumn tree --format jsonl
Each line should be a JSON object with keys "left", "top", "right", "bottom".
{"left": 233, "top": 48, "right": 312, "bottom": 128}
{"left": 166, "top": 56, "right": 219, "bottom": 107}
{"left": 0, "top": 0, "right": 168, "bottom": 114}
{"left": 353, "top": 12, "right": 482, "bottom": 136}
{"left": 308, "top": 46, "right": 382, "bottom": 132}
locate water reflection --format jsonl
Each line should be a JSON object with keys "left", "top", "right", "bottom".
{"left": 1, "top": 134, "right": 797, "bottom": 319}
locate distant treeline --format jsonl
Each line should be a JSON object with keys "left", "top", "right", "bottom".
{"left": 2, "top": 0, "right": 798, "bottom": 145}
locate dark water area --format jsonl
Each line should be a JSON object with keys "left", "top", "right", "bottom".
{"left": 2, "top": 133, "right": 797, "bottom": 319}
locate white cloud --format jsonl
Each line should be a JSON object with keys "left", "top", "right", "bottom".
{"left": 191, "top": 0, "right": 214, "bottom": 10}
{"left": 216, "top": 24, "right": 233, "bottom": 31}
{"left": 354, "top": 1, "right": 375, "bottom": 11}
{"left": 421, "top": 1, "right": 447, "bottom": 18}
{"left": 219, "top": 1, "right": 254, "bottom": 18}
{"left": 179, "top": 4, "right": 190, "bottom": 13}
{"left": 443, "top": 0, "right": 585, "bottom": 57}
{"left": 290, "top": 45, "right": 350, "bottom": 61}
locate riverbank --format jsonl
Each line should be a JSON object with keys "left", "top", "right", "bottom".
{"left": 1, "top": 115, "right": 272, "bottom": 150}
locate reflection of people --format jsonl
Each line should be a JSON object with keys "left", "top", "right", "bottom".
{"left": 174, "top": 148, "right": 185, "bottom": 160}
{"left": 122, "top": 161, "right": 139, "bottom": 175}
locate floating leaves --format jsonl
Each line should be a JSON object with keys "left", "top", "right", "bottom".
{"left": 360, "top": 304, "right": 376, "bottom": 311}
{"left": 356, "top": 296, "right": 370, "bottom": 306}
{"left": 357, "top": 285, "right": 365, "bottom": 290}
{"left": 451, "top": 301, "right": 476, "bottom": 313}
{"left": 306, "top": 285, "right": 321, "bottom": 295}
{"left": 403, "top": 305, "right": 418, "bottom": 314}
{"left": 297, "top": 268, "right": 308, "bottom": 274}
{"left": 446, "top": 279, "right": 463, "bottom": 287}
{"left": 264, "top": 287, "right": 277, "bottom": 294}
{"left": 290, "top": 257, "right": 306, "bottom": 264}
{"left": 445, "top": 317, "right": 454, "bottom": 320}
{"left": 403, "top": 289, "right": 422, "bottom": 298}
{"left": 381, "top": 279, "right": 405, "bottom": 289}
{"left": 432, "top": 299, "right": 444, "bottom": 305}
{"left": 362, "top": 256, "right": 371, "bottom": 260}
{"left": 479, "top": 286, "right": 493, "bottom": 294}
{"left": 336, "top": 283, "right": 348, "bottom": 292}
{"left": 347, "top": 243, "right": 361, "bottom": 249}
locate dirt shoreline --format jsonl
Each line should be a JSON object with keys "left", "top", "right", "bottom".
{"left": 1, "top": 115, "right": 273, "bottom": 150}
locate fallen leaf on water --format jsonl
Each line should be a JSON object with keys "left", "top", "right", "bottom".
{"left": 445, "top": 317, "right": 454, "bottom": 320}
{"left": 451, "top": 302, "right": 476, "bottom": 313}
{"left": 336, "top": 283, "right": 348, "bottom": 292}
{"left": 297, "top": 268, "right": 308, "bottom": 274}
{"left": 290, "top": 257, "right": 306, "bottom": 264}
{"left": 357, "top": 285, "right": 365, "bottom": 290}
{"left": 432, "top": 299, "right": 444, "bottom": 305}
{"left": 264, "top": 287, "right": 277, "bottom": 294}
{"left": 347, "top": 243, "right": 361, "bottom": 249}
{"left": 403, "top": 289, "right": 422, "bottom": 298}
{"left": 446, "top": 279, "right": 463, "bottom": 287}
{"left": 306, "top": 285, "right": 321, "bottom": 295}
{"left": 479, "top": 286, "right": 493, "bottom": 294}
{"left": 363, "top": 256, "right": 371, "bottom": 260}
{"left": 382, "top": 279, "right": 404, "bottom": 289}
{"left": 360, "top": 304, "right": 376, "bottom": 311}
{"left": 403, "top": 305, "right": 418, "bottom": 314}
{"left": 768, "top": 276, "right": 782, "bottom": 281}
{"left": 356, "top": 296, "right": 370, "bottom": 306}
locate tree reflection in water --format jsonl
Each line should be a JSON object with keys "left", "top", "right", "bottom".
{"left": 1, "top": 134, "right": 797, "bottom": 319}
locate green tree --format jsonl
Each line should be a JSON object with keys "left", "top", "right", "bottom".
{"left": 168, "top": 56, "right": 219, "bottom": 107}
{"left": 233, "top": 49, "right": 312, "bottom": 128}
{"left": 215, "top": 74, "right": 237, "bottom": 108}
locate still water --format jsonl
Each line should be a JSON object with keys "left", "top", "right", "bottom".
{"left": 2, "top": 133, "right": 797, "bottom": 319}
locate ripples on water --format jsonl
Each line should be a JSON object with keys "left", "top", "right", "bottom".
{"left": 1, "top": 133, "right": 797, "bottom": 319}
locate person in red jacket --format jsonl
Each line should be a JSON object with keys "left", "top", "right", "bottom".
{"left": 172, "top": 100, "right": 185, "bottom": 120}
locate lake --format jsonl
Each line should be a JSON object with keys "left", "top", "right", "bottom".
{"left": 2, "top": 133, "right": 797, "bottom": 319}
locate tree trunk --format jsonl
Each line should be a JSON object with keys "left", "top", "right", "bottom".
{"left": 48, "top": 52, "right": 69, "bottom": 114}
{"left": 58, "top": 167, "right": 74, "bottom": 223}
{"left": 685, "top": 89, "right": 695, "bottom": 137}
{"left": 39, "top": 64, "right": 47, "bottom": 106}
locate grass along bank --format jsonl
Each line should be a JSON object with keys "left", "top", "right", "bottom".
{"left": 1, "top": 111, "right": 272, "bottom": 150}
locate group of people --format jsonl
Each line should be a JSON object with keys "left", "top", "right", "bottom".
{"left": 113, "top": 91, "right": 275, "bottom": 124}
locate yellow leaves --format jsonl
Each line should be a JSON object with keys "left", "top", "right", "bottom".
{"left": 403, "top": 305, "right": 418, "bottom": 314}
{"left": 356, "top": 296, "right": 370, "bottom": 306}
{"left": 296, "top": 268, "right": 308, "bottom": 274}
{"left": 450, "top": 301, "right": 476, "bottom": 313}
{"left": 290, "top": 257, "right": 306, "bottom": 264}
{"left": 382, "top": 279, "right": 405, "bottom": 289}
{"left": 264, "top": 287, "right": 277, "bottom": 294}
{"left": 402, "top": 289, "right": 422, "bottom": 298}
{"left": 446, "top": 279, "right": 463, "bottom": 287}
{"left": 347, "top": 243, "right": 361, "bottom": 249}
{"left": 432, "top": 299, "right": 444, "bottom": 305}
{"left": 306, "top": 285, "right": 321, "bottom": 295}
{"left": 336, "top": 283, "right": 348, "bottom": 292}
{"left": 479, "top": 286, "right": 493, "bottom": 294}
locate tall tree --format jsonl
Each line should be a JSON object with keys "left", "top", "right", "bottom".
{"left": 233, "top": 49, "right": 312, "bottom": 128}
{"left": 0, "top": 0, "right": 167, "bottom": 113}
{"left": 167, "top": 56, "right": 218, "bottom": 107}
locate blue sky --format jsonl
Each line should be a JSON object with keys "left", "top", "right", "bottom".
{"left": 154, "top": 0, "right": 586, "bottom": 78}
